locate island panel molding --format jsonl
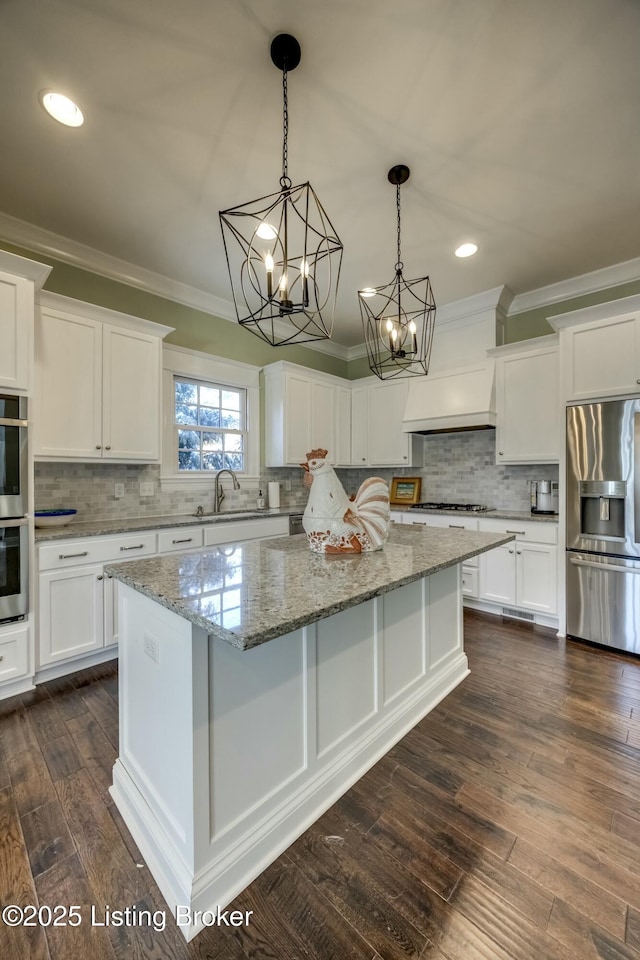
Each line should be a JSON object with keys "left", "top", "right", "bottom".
{"left": 107, "top": 526, "right": 512, "bottom": 940}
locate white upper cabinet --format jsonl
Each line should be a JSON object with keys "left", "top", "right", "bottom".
{"left": 492, "top": 336, "right": 559, "bottom": 463}
{"left": 350, "top": 385, "right": 369, "bottom": 466}
{"left": 0, "top": 252, "right": 51, "bottom": 393}
{"left": 264, "top": 362, "right": 346, "bottom": 467}
{"left": 548, "top": 298, "right": 640, "bottom": 402}
{"left": 34, "top": 293, "right": 173, "bottom": 461}
{"left": 368, "top": 379, "right": 421, "bottom": 466}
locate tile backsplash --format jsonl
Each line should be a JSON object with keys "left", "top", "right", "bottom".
{"left": 34, "top": 463, "right": 309, "bottom": 521}
{"left": 34, "top": 430, "right": 557, "bottom": 521}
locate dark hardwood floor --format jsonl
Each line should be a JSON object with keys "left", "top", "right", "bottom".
{"left": 2, "top": 609, "right": 640, "bottom": 959}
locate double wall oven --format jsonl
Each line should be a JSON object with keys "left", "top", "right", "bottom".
{"left": 0, "top": 394, "right": 28, "bottom": 623}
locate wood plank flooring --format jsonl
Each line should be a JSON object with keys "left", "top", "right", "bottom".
{"left": 1, "top": 609, "right": 640, "bottom": 959}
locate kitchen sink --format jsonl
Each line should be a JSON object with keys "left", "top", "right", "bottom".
{"left": 191, "top": 509, "right": 266, "bottom": 519}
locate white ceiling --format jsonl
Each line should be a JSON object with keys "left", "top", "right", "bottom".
{"left": 1, "top": 0, "right": 639, "bottom": 346}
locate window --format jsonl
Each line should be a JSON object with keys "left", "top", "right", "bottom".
{"left": 175, "top": 378, "right": 246, "bottom": 473}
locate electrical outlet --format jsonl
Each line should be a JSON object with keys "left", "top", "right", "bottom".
{"left": 114, "top": 482, "right": 125, "bottom": 499}
{"left": 139, "top": 481, "right": 154, "bottom": 497}
{"left": 284, "top": 479, "right": 292, "bottom": 492}
{"left": 143, "top": 634, "right": 159, "bottom": 663}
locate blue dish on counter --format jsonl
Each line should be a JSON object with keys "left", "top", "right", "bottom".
{"left": 34, "top": 509, "right": 77, "bottom": 528}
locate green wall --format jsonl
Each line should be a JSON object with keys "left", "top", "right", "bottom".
{"left": 0, "top": 240, "right": 349, "bottom": 379}
{"left": 505, "top": 278, "right": 640, "bottom": 343}
{"left": 4, "top": 238, "right": 640, "bottom": 371}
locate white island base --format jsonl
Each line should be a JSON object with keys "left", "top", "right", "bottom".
{"left": 110, "top": 564, "right": 468, "bottom": 941}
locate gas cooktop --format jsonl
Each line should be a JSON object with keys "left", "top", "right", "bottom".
{"left": 410, "top": 502, "right": 489, "bottom": 512}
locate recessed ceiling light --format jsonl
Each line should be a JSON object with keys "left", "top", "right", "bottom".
{"left": 39, "top": 90, "right": 84, "bottom": 127}
{"left": 359, "top": 287, "right": 376, "bottom": 298}
{"left": 455, "top": 242, "right": 478, "bottom": 258}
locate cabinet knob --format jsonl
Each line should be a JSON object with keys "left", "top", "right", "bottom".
{"left": 95, "top": 445, "right": 102, "bottom": 450}
{"left": 105, "top": 445, "right": 111, "bottom": 450}
{"left": 97, "top": 575, "right": 103, "bottom": 581}
{"left": 0, "top": 656, "right": 3, "bottom": 662}
{"left": 498, "top": 451, "right": 503, "bottom": 456}
{"left": 509, "top": 549, "right": 514, "bottom": 554}
{"left": 517, "top": 550, "right": 522, "bottom": 555}
{"left": 361, "top": 458, "right": 366, "bottom": 462}
{"left": 637, "top": 379, "right": 640, "bottom": 385}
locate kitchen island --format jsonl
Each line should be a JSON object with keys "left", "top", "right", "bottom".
{"left": 106, "top": 524, "right": 512, "bottom": 940}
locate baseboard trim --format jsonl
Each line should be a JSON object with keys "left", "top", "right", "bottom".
{"left": 35, "top": 646, "right": 118, "bottom": 684}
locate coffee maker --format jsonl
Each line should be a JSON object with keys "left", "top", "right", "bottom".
{"left": 530, "top": 480, "right": 559, "bottom": 515}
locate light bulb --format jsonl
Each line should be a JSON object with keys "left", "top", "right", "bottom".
{"left": 360, "top": 287, "right": 376, "bottom": 298}
{"left": 40, "top": 91, "right": 84, "bottom": 127}
{"left": 455, "top": 242, "right": 478, "bottom": 258}
{"left": 385, "top": 318, "right": 394, "bottom": 333}
{"left": 300, "top": 259, "right": 309, "bottom": 277}
{"left": 256, "top": 222, "right": 278, "bottom": 241}
{"left": 265, "top": 252, "right": 274, "bottom": 273}
{"left": 391, "top": 327, "right": 398, "bottom": 342}
{"left": 409, "top": 320, "right": 417, "bottom": 334}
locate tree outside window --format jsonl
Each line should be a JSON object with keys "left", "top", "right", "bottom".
{"left": 175, "top": 379, "right": 246, "bottom": 472}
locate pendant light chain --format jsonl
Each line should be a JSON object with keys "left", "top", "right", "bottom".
{"left": 395, "top": 182, "right": 403, "bottom": 273}
{"left": 280, "top": 66, "right": 291, "bottom": 189}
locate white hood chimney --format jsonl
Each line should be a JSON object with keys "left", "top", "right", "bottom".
{"left": 402, "top": 286, "right": 512, "bottom": 434}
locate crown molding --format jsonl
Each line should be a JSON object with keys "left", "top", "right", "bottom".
{"left": 508, "top": 256, "right": 640, "bottom": 316}
{"left": 0, "top": 248, "right": 52, "bottom": 288}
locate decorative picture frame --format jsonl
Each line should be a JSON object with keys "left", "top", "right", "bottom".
{"left": 389, "top": 477, "right": 422, "bottom": 506}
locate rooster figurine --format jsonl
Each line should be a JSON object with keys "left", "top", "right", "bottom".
{"left": 300, "top": 448, "right": 390, "bottom": 554}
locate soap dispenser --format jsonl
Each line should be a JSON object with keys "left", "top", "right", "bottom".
{"left": 256, "top": 489, "right": 266, "bottom": 510}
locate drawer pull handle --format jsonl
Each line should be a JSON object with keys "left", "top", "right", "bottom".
{"left": 172, "top": 537, "right": 193, "bottom": 544}
{"left": 448, "top": 523, "right": 465, "bottom": 529}
{"left": 412, "top": 521, "right": 426, "bottom": 525}
{"left": 59, "top": 551, "right": 89, "bottom": 559}
{"left": 120, "top": 544, "right": 144, "bottom": 551}
{"left": 506, "top": 529, "right": 525, "bottom": 535}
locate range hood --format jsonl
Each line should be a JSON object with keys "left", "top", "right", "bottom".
{"left": 402, "top": 359, "right": 496, "bottom": 434}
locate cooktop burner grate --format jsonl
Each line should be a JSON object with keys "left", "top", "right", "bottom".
{"left": 410, "top": 502, "right": 489, "bottom": 512}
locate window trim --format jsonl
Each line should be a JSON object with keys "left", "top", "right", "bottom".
{"left": 160, "top": 344, "right": 260, "bottom": 491}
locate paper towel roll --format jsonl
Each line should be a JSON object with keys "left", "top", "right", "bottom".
{"left": 268, "top": 481, "right": 280, "bottom": 509}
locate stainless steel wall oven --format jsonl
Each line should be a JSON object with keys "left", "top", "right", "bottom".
{"left": 0, "top": 394, "right": 28, "bottom": 623}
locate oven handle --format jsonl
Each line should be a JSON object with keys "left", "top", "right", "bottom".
{"left": 0, "top": 417, "right": 28, "bottom": 428}
{"left": 1, "top": 517, "right": 29, "bottom": 528}
{"left": 569, "top": 556, "right": 640, "bottom": 575}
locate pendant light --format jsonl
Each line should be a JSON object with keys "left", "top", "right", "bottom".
{"left": 219, "top": 34, "right": 343, "bottom": 346}
{"left": 358, "top": 165, "right": 436, "bottom": 380}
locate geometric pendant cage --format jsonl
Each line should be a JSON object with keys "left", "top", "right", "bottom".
{"left": 219, "top": 180, "right": 343, "bottom": 346}
{"left": 219, "top": 33, "right": 343, "bottom": 347}
{"left": 358, "top": 164, "right": 436, "bottom": 379}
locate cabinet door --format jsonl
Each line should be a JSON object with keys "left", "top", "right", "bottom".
{"left": 334, "top": 386, "right": 352, "bottom": 466}
{"left": 516, "top": 542, "right": 557, "bottom": 615}
{"left": 310, "top": 381, "right": 336, "bottom": 461}
{"left": 368, "top": 380, "right": 410, "bottom": 466}
{"left": 351, "top": 386, "right": 369, "bottom": 466}
{"left": 103, "top": 324, "right": 161, "bottom": 460}
{"left": 496, "top": 349, "right": 559, "bottom": 463}
{"left": 0, "top": 271, "right": 31, "bottom": 392}
{"left": 564, "top": 314, "right": 640, "bottom": 401}
{"left": 479, "top": 544, "right": 516, "bottom": 605}
{"left": 284, "top": 373, "right": 312, "bottom": 464}
{"left": 34, "top": 310, "right": 103, "bottom": 458}
{"left": 39, "top": 565, "right": 105, "bottom": 666}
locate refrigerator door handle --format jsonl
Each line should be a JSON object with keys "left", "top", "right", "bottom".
{"left": 568, "top": 555, "right": 640, "bottom": 575}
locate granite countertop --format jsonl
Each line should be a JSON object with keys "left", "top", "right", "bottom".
{"left": 390, "top": 507, "right": 558, "bottom": 523}
{"left": 34, "top": 508, "right": 294, "bottom": 542}
{"left": 105, "top": 525, "right": 514, "bottom": 651}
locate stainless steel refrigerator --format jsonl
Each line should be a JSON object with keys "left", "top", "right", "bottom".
{"left": 566, "top": 398, "right": 640, "bottom": 654}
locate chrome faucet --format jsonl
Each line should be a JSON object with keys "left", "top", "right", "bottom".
{"left": 214, "top": 468, "right": 240, "bottom": 513}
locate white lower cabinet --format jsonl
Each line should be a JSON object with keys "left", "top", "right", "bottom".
{"left": 36, "top": 516, "right": 290, "bottom": 679}
{"left": 477, "top": 518, "right": 558, "bottom": 620}
{"left": 0, "top": 622, "right": 31, "bottom": 687}
{"left": 395, "top": 512, "right": 558, "bottom": 620}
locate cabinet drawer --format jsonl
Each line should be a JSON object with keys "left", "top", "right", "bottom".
{"left": 39, "top": 532, "right": 157, "bottom": 570}
{"left": 157, "top": 527, "right": 204, "bottom": 553}
{"left": 203, "top": 516, "right": 289, "bottom": 547}
{"left": 0, "top": 624, "right": 29, "bottom": 683}
{"left": 461, "top": 566, "right": 479, "bottom": 598}
{"left": 478, "top": 518, "right": 558, "bottom": 545}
